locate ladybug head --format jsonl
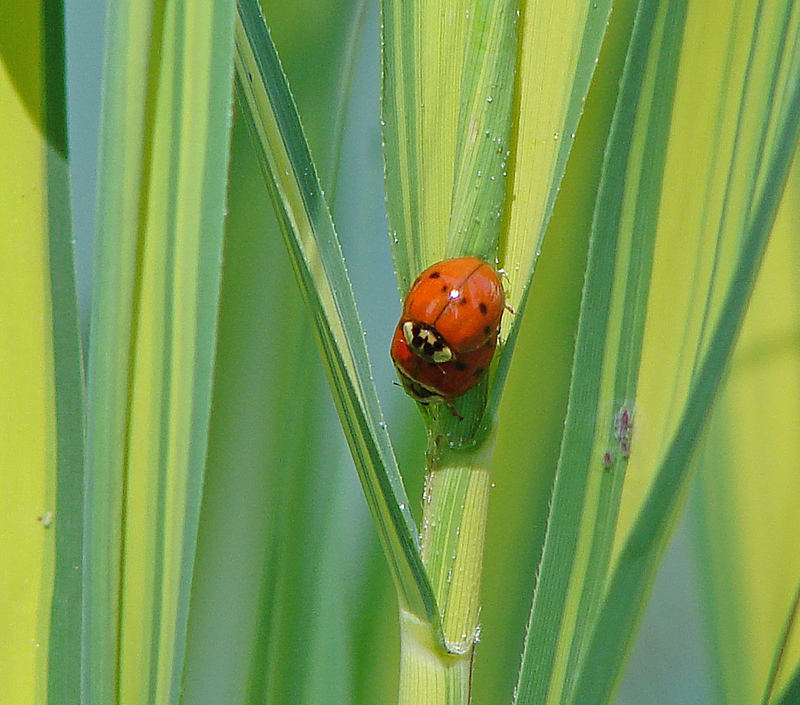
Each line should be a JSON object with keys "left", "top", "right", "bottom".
{"left": 402, "top": 321, "right": 453, "bottom": 363}
{"left": 394, "top": 366, "right": 444, "bottom": 405}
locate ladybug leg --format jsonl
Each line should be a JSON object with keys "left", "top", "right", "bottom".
{"left": 445, "top": 400, "right": 463, "bottom": 421}
{"left": 504, "top": 303, "right": 517, "bottom": 316}
{"left": 429, "top": 399, "right": 462, "bottom": 421}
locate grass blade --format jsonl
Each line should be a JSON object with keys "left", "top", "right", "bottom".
{"left": 775, "top": 675, "right": 800, "bottom": 705}
{"left": 0, "top": 2, "right": 83, "bottom": 702}
{"left": 382, "top": 0, "right": 519, "bottom": 292}
{"left": 514, "top": 0, "right": 800, "bottom": 702}
{"left": 233, "top": 0, "right": 440, "bottom": 633}
{"left": 474, "top": 0, "right": 641, "bottom": 698}
{"left": 498, "top": 0, "right": 611, "bottom": 328}
{"left": 182, "top": 4, "right": 377, "bottom": 701}
{"left": 693, "top": 154, "right": 800, "bottom": 705}
{"left": 83, "top": 1, "right": 236, "bottom": 702}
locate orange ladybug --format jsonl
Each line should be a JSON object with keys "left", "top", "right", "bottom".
{"left": 390, "top": 257, "right": 505, "bottom": 405}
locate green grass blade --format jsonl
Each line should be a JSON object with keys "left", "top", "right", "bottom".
{"left": 473, "top": 0, "right": 640, "bottom": 699}
{"left": 233, "top": 0, "right": 440, "bottom": 633}
{"left": 0, "top": 2, "right": 83, "bottom": 703}
{"left": 83, "top": 1, "right": 236, "bottom": 702}
{"left": 498, "top": 0, "right": 611, "bottom": 321}
{"left": 692, "top": 153, "right": 800, "bottom": 705}
{"left": 43, "top": 3, "right": 85, "bottom": 700}
{"left": 381, "top": 0, "right": 519, "bottom": 294}
{"left": 445, "top": 0, "right": 516, "bottom": 261}
{"left": 513, "top": 0, "right": 800, "bottom": 702}
{"left": 182, "top": 3, "right": 375, "bottom": 700}
{"left": 774, "top": 669, "right": 800, "bottom": 705}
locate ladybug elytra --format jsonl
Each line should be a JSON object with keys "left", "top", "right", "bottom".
{"left": 390, "top": 257, "right": 505, "bottom": 405}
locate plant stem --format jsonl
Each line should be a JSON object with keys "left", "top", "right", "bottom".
{"left": 398, "top": 610, "right": 472, "bottom": 705}
{"left": 398, "top": 422, "right": 497, "bottom": 705}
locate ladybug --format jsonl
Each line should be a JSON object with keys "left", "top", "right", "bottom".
{"left": 390, "top": 257, "right": 505, "bottom": 405}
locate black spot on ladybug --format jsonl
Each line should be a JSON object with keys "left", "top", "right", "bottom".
{"left": 479, "top": 302, "right": 488, "bottom": 315}
{"left": 485, "top": 340, "right": 494, "bottom": 348}
{"left": 460, "top": 297, "right": 467, "bottom": 305}
{"left": 429, "top": 271, "right": 441, "bottom": 279}
{"left": 454, "top": 360, "right": 469, "bottom": 371}
{"left": 472, "top": 367, "right": 485, "bottom": 377}
{"left": 441, "top": 285, "right": 448, "bottom": 293}
{"left": 483, "top": 325, "right": 491, "bottom": 335}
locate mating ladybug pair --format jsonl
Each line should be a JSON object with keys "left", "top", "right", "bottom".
{"left": 390, "top": 257, "right": 506, "bottom": 406}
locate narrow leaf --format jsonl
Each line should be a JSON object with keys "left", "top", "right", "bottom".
{"left": 514, "top": 0, "right": 800, "bottom": 702}
{"left": 0, "top": 2, "right": 83, "bottom": 703}
{"left": 83, "top": 1, "right": 236, "bottom": 702}
{"left": 490, "top": 0, "right": 613, "bottom": 401}
{"left": 694, "top": 153, "right": 800, "bottom": 705}
{"left": 233, "top": 0, "right": 441, "bottom": 634}
{"left": 381, "top": 0, "right": 519, "bottom": 293}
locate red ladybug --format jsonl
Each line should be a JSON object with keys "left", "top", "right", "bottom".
{"left": 390, "top": 257, "right": 505, "bottom": 405}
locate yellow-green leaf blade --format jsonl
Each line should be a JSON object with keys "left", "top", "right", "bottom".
{"left": 693, "top": 153, "right": 800, "bottom": 705}
{"left": 382, "top": 0, "right": 468, "bottom": 287}
{"left": 446, "top": 1, "right": 517, "bottom": 261}
{"left": 0, "top": 3, "right": 83, "bottom": 704}
{"left": 499, "top": 0, "right": 611, "bottom": 326}
{"left": 234, "top": 0, "right": 441, "bottom": 634}
{"left": 514, "top": 0, "right": 800, "bottom": 702}
{"left": 382, "top": 0, "right": 519, "bottom": 293}
{"left": 488, "top": 0, "right": 613, "bottom": 410}
{"left": 83, "top": 1, "right": 236, "bottom": 702}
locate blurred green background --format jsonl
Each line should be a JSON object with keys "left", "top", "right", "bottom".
{"left": 62, "top": 0, "right": 758, "bottom": 702}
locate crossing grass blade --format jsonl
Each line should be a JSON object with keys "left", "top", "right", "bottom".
{"left": 0, "top": 2, "right": 83, "bottom": 703}
{"left": 233, "top": 0, "right": 441, "bottom": 634}
{"left": 513, "top": 0, "right": 800, "bottom": 702}
{"left": 693, "top": 155, "right": 800, "bottom": 705}
{"left": 82, "top": 1, "right": 236, "bottom": 702}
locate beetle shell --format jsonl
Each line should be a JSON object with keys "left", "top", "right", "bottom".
{"left": 402, "top": 257, "right": 505, "bottom": 356}
{"left": 390, "top": 257, "right": 505, "bottom": 404}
